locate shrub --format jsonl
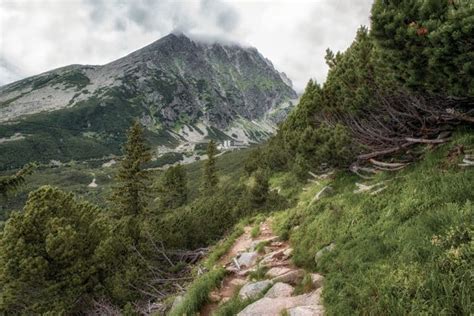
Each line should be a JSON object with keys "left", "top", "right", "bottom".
{"left": 0, "top": 186, "right": 108, "bottom": 314}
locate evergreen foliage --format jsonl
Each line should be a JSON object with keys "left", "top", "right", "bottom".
{"left": 105, "top": 120, "right": 153, "bottom": 305}
{"left": 0, "top": 186, "right": 107, "bottom": 314}
{"left": 110, "top": 120, "right": 152, "bottom": 218}
{"left": 0, "top": 163, "right": 35, "bottom": 197}
{"left": 203, "top": 140, "right": 218, "bottom": 191}
{"left": 371, "top": 0, "right": 474, "bottom": 96}
{"left": 157, "top": 164, "right": 187, "bottom": 209}
{"left": 249, "top": 168, "right": 270, "bottom": 206}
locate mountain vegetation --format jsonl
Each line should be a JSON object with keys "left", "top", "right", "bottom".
{"left": 0, "top": 0, "right": 473, "bottom": 315}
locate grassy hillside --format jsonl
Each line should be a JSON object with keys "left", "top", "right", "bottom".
{"left": 272, "top": 130, "right": 473, "bottom": 314}
{"left": 159, "top": 130, "right": 473, "bottom": 315}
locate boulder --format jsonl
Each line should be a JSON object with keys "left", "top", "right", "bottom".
{"left": 283, "top": 248, "right": 293, "bottom": 258}
{"left": 287, "top": 305, "right": 324, "bottom": 316}
{"left": 261, "top": 249, "right": 288, "bottom": 265}
{"left": 314, "top": 243, "right": 335, "bottom": 265}
{"left": 236, "top": 252, "right": 259, "bottom": 268}
{"left": 266, "top": 267, "right": 292, "bottom": 278}
{"left": 237, "top": 289, "right": 322, "bottom": 316}
{"left": 239, "top": 280, "right": 273, "bottom": 299}
{"left": 264, "top": 282, "right": 294, "bottom": 298}
{"left": 310, "top": 273, "right": 324, "bottom": 289}
{"left": 271, "top": 269, "right": 304, "bottom": 285}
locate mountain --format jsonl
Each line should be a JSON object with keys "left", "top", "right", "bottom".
{"left": 0, "top": 33, "right": 297, "bottom": 169}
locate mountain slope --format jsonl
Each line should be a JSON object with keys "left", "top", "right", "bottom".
{"left": 0, "top": 33, "right": 297, "bottom": 169}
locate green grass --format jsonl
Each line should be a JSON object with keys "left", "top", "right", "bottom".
{"left": 254, "top": 240, "right": 270, "bottom": 254}
{"left": 168, "top": 267, "right": 226, "bottom": 316}
{"left": 248, "top": 265, "right": 269, "bottom": 281}
{"left": 204, "top": 223, "right": 245, "bottom": 269}
{"left": 250, "top": 225, "right": 261, "bottom": 238}
{"left": 293, "top": 272, "right": 315, "bottom": 295}
{"left": 213, "top": 295, "right": 254, "bottom": 316}
{"left": 273, "top": 130, "right": 474, "bottom": 315}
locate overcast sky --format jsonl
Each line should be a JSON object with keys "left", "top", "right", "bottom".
{"left": 0, "top": 0, "right": 373, "bottom": 92}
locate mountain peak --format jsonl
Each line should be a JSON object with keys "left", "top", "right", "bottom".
{"left": 0, "top": 32, "right": 297, "bottom": 168}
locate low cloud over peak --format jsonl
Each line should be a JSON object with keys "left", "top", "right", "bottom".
{"left": 0, "top": 0, "right": 372, "bottom": 92}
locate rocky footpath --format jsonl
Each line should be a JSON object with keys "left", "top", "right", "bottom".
{"left": 201, "top": 220, "right": 325, "bottom": 316}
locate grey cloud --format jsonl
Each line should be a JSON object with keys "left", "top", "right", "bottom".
{"left": 0, "top": 57, "right": 23, "bottom": 86}
{"left": 200, "top": 0, "right": 240, "bottom": 32}
{"left": 114, "top": 18, "right": 127, "bottom": 31}
{"left": 0, "top": 0, "right": 373, "bottom": 91}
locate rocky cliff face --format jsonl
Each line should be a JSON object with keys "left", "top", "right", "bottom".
{"left": 0, "top": 33, "right": 297, "bottom": 169}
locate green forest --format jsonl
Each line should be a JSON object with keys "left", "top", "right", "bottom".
{"left": 1, "top": 0, "right": 473, "bottom": 315}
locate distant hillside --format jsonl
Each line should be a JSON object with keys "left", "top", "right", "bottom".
{"left": 0, "top": 33, "right": 297, "bottom": 169}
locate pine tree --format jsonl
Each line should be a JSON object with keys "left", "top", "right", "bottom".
{"left": 371, "top": 0, "right": 473, "bottom": 97}
{"left": 203, "top": 140, "right": 218, "bottom": 191}
{"left": 157, "top": 164, "right": 187, "bottom": 209}
{"left": 249, "top": 168, "right": 270, "bottom": 206}
{"left": 0, "top": 186, "right": 106, "bottom": 314}
{"left": 105, "top": 121, "right": 153, "bottom": 304}
{"left": 110, "top": 120, "right": 151, "bottom": 244}
{"left": 0, "top": 163, "right": 35, "bottom": 197}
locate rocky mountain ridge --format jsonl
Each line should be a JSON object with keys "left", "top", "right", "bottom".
{"left": 0, "top": 33, "right": 297, "bottom": 169}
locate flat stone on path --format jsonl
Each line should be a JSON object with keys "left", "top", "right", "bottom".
{"left": 237, "top": 289, "right": 322, "bottom": 316}
{"left": 266, "top": 267, "right": 292, "bottom": 278}
{"left": 264, "top": 282, "right": 294, "bottom": 298}
{"left": 288, "top": 305, "right": 324, "bottom": 316}
{"left": 236, "top": 252, "right": 259, "bottom": 268}
{"left": 239, "top": 280, "right": 273, "bottom": 299}
{"left": 271, "top": 269, "right": 305, "bottom": 285}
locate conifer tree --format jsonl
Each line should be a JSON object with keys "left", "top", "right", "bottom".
{"left": 105, "top": 121, "right": 153, "bottom": 304}
{"left": 203, "top": 140, "right": 218, "bottom": 190}
{"left": 0, "top": 163, "right": 35, "bottom": 197}
{"left": 111, "top": 120, "right": 152, "bottom": 216}
{"left": 249, "top": 168, "right": 269, "bottom": 206}
{"left": 157, "top": 164, "right": 187, "bottom": 209}
{"left": 0, "top": 186, "right": 106, "bottom": 314}
{"left": 371, "top": 0, "right": 473, "bottom": 96}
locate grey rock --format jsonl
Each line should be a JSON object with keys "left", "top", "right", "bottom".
{"left": 310, "top": 273, "right": 324, "bottom": 289}
{"left": 264, "top": 282, "right": 294, "bottom": 298}
{"left": 266, "top": 267, "right": 292, "bottom": 278}
{"left": 287, "top": 305, "right": 324, "bottom": 316}
{"left": 271, "top": 269, "right": 305, "bottom": 285}
{"left": 239, "top": 280, "right": 273, "bottom": 299}
{"left": 237, "top": 289, "right": 322, "bottom": 316}
{"left": 236, "top": 252, "right": 259, "bottom": 268}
